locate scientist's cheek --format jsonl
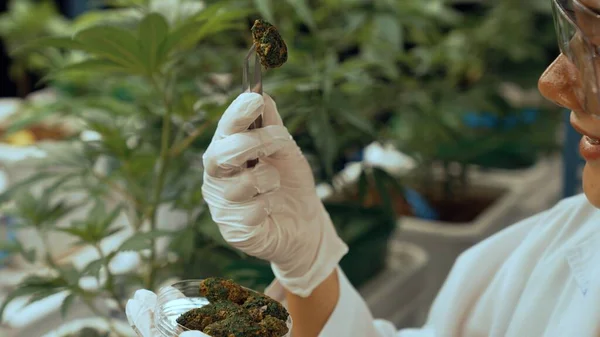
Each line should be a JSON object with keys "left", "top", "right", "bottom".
{"left": 582, "top": 163, "right": 600, "bottom": 208}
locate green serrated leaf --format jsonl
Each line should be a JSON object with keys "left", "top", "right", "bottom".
{"left": 178, "top": 2, "right": 227, "bottom": 25}
{"left": 40, "top": 59, "right": 129, "bottom": 84}
{"left": 164, "top": 9, "right": 248, "bottom": 52}
{"left": 42, "top": 200, "right": 84, "bottom": 229}
{"left": 0, "top": 275, "right": 68, "bottom": 321}
{"left": 104, "top": 226, "right": 126, "bottom": 240}
{"left": 10, "top": 36, "right": 85, "bottom": 57}
{"left": 0, "top": 172, "right": 53, "bottom": 206}
{"left": 82, "top": 259, "right": 103, "bottom": 279}
{"left": 88, "top": 200, "right": 108, "bottom": 225}
{"left": 27, "top": 288, "right": 61, "bottom": 306}
{"left": 253, "top": 0, "right": 275, "bottom": 23}
{"left": 0, "top": 240, "right": 21, "bottom": 253}
{"left": 118, "top": 230, "right": 174, "bottom": 252}
{"left": 307, "top": 109, "right": 337, "bottom": 178}
{"left": 169, "top": 229, "right": 195, "bottom": 261}
{"left": 138, "top": 12, "right": 169, "bottom": 73}
{"left": 57, "top": 227, "right": 93, "bottom": 243}
{"left": 74, "top": 25, "right": 145, "bottom": 72}
{"left": 58, "top": 266, "right": 81, "bottom": 285}
{"left": 373, "top": 13, "right": 403, "bottom": 52}
{"left": 60, "top": 293, "right": 76, "bottom": 320}
{"left": 284, "top": 0, "right": 316, "bottom": 31}
{"left": 99, "top": 205, "right": 125, "bottom": 235}
{"left": 333, "top": 107, "right": 376, "bottom": 135}
{"left": 22, "top": 248, "right": 36, "bottom": 263}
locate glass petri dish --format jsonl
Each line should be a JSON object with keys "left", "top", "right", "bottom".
{"left": 154, "top": 279, "right": 292, "bottom": 337}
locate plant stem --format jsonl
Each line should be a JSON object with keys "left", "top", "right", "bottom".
{"left": 39, "top": 229, "right": 58, "bottom": 269}
{"left": 146, "top": 74, "right": 174, "bottom": 290}
{"left": 92, "top": 170, "right": 141, "bottom": 213}
{"left": 94, "top": 245, "right": 127, "bottom": 314}
{"left": 169, "top": 122, "right": 209, "bottom": 156}
{"left": 39, "top": 232, "right": 123, "bottom": 337}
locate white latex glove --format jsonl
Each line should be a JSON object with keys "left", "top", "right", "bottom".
{"left": 201, "top": 92, "right": 349, "bottom": 297}
{"left": 126, "top": 289, "right": 209, "bottom": 337}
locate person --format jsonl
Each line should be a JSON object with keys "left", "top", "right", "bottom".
{"left": 126, "top": 0, "right": 600, "bottom": 335}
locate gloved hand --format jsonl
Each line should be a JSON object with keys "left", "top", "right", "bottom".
{"left": 126, "top": 289, "right": 209, "bottom": 337}
{"left": 201, "top": 92, "right": 348, "bottom": 297}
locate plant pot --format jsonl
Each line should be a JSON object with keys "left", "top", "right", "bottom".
{"left": 394, "top": 156, "right": 562, "bottom": 312}
{"left": 395, "top": 175, "right": 526, "bottom": 312}
{"left": 360, "top": 240, "right": 430, "bottom": 329}
{"left": 475, "top": 154, "right": 562, "bottom": 218}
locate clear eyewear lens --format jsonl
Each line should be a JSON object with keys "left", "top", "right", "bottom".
{"left": 552, "top": 0, "right": 600, "bottom": 117}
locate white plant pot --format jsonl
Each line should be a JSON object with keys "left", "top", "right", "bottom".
{"left": 360, "top": 240, "right": 430, "bottom": 329}
{"left": 476, "top": 154, "right": 563, "bottom": 219}
{"left": 396, "top": 155, "right": 562, "bottom": 313}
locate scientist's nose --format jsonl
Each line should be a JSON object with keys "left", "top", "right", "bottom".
{"left": 538, "top": 54, "right": 584, "bottom": 112}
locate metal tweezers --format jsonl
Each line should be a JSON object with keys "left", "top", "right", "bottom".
{"left": 243, "top": 44, "right": 262, "bottom": 168}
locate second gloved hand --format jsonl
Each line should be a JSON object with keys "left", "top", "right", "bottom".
{"left": 201, "top": 93, "right": 348, "bottom": 297}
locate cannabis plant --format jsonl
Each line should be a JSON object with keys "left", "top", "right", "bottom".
{"left": 0, "top": 0, "right": 71, "bottom": 96}
{"left": 383, "top": 0, "right": 563, "bottom": 200}
{"left": 0, "top": 2, "right": 260, "bottom": 334}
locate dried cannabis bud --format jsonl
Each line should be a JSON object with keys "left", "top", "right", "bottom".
{"left": 199, "top": 277, "right": 249, "bottom": 304}
{"left": 260, "top": 315, "right": 290, "bottom": 337}
{"left": 251, "top": 19, "right": 288, "bottom": 69}
{"left": 243, "top": 291, "right": 289, "bottom": 322}
{"left": 178, "top": 277, "right": 289, "bottom": 336}
{"left": 176, "top": 302, "right": 244, "bottom": 331}
{"left": 203, "top": 316, "right": 265, "bottom": 337}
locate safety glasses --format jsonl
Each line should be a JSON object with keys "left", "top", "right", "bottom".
{"left": 552, "top": 0, "right": 600, "bottom": 117}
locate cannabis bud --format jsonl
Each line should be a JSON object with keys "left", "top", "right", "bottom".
{"left": 177, "top": 277, "right": 290, "bottom": 337}
{"left": 251, "top": 19, "right": 288, "bottom": 69}
{"left": 199, "top": 277, "right": 249, "bottom": 304}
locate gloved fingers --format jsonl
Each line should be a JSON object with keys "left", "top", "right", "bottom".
{"left": 203, "top": 190, "right": 276, "bottom": 229}
{"left": 180, "top": 331, "right": 211, "bottom": 337}
{"left": 223, "top": 161, "right": 281, "bottom": 202}
{"left": 204, "top": 184, "right": 284, "bottom": 226}
{"left": 223, "top": 211, "right": 287, "bottom": 262}
{"left": 215, "top": 93, "right": 264, "bottom": 140}
{"left": 126, "top": 298, "right": 154, "bottom": 337}
{"left": 132, "top": 289, "right": 158, "bottom": 308}
{"left": 261, "top": 93, "right": 284, "bottom": 127}
{"left": 203, "top": 125, "right": 293, "bottom": 178}
{"left": 155, "top": 285, "right": 187, "bottom": 302}
{"left": 125, "top": 298, "right": 140, "bottom": 328}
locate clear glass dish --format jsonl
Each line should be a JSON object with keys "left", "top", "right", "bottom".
{"left": 154, "top": 279, "right": 292, "bottom": 337}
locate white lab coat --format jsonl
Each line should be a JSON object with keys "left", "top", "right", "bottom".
{"left": 266, "top": 194, "right": 600, "bottom": 336}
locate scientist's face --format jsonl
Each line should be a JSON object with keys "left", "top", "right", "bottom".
{"left": 539, "top": 0, "right": 600, "bottom": 207}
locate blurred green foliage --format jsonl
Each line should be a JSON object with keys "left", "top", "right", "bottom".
{"left": 0, "top": 0, "right": 71, "bottom": 95}
{"left": 0, "top": 0, "right": 564, "bottom": 333}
